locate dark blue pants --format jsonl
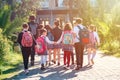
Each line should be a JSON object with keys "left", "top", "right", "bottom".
{"left": 31, "top": 46, "right": 35, "bottom": 63}
{"left": 21, "top": 47, "right": 31, "bottom": 70}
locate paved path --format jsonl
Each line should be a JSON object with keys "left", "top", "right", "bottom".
{"left": 7, "top": 51, "right": 120, "bottom": 80}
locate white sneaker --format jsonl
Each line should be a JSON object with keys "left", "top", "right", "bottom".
{"left": 24, "top": 69, "right": 29, "bottom": 75}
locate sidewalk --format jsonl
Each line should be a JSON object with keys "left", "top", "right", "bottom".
{"left": 6, "top": 51, "right": 120, "bottom": 80}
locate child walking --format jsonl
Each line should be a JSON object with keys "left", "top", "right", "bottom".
{"left": 35, "top": 28, "right": 55, "bottom": 70}
{"left": 45, "top": 25, "right": 54, "bottom": 65}
{"left": 87, "top": 24, "right": 100, "bottom": 66}
{"left": 17, "top": 23, "right": 36, "bottom": 74}
{"left": 57, "top": 23, "right": 74, "bottom": 69}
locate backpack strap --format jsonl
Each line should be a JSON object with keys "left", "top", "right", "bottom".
{"left": 77, "top": 25, "right": 82, "bottom": 40}
{"left": 77, "top": 25, "right": 82, "bottom": 30}
{"left": 77, "top": 25, "right": 86, "bottom": 30}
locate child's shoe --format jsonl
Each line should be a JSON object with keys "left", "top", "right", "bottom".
{"left": 41, "top": 64, "right": 45, "bottom": 70}
{"left": 24, "top": 69, "right": 29, "bottom": 75}
{"left": 49, "top": 62, "right": 51, "bottom": 66}
{"left": 58, "top": 62, "right": 60, "bottom": 65}
{"left": 52, "top": 60, "right": 56, "bottom": 64}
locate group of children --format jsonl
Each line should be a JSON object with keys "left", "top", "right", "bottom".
{"left": 17, "top": 17, "right": 100, "bottom": 74}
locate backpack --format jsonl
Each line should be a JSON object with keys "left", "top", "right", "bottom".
{"left": 77, "top": 26, "right": 89, "bottom": 45}
{"left": 63, "top": 31, "right": 73, "bottom": 45}
{"left": 35, "top": 37, "right": 46, "bottom": 55}
{"left": 89, "top": 31, "right": 96, "bottom": 45}
{"left": 21, "top": 31, "right": 33, "bottom": 47}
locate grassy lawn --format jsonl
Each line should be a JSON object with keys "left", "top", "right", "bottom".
{"left": 0, "top": 52, "right": 22, "bottom": 80}
{"left": 101, "top": 49, "right": 120, "bottom": 58}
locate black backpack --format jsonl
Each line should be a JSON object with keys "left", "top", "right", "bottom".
{"left": 77, "top": 26, "right": 89, "bottom": 45}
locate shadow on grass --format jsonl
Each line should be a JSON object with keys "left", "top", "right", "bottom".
{"left": 2, "top": 63, "right": 23, "bottom": 74}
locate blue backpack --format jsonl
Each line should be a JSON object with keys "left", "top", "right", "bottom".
{"left": 63, "top": 31, "right": 73, "bottom": 45}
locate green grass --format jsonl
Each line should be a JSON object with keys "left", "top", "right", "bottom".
{"left": 0, "top": 52, "right": 22, "bottom": 80}
{"left": 114, "top": 53, "right": 120, "bottom": 57}
{"left": 101, "top": 49, "right": 120, "bottom": 58}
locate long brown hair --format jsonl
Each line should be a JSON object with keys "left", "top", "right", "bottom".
{"left": 64, "top": 23, "right": 72, "bottom": 31}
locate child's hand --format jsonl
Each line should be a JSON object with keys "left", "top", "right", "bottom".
{"left": 97, "top": 42, "right": 100, "bottom": 46}
{"left": 54, "top": 42, "right": 57, "bottom": 45}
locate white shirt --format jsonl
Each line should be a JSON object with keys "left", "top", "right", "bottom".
{"left": 73, "top": 24, "right": 85, "bottom": 43}
{"left": 93, "top": 31, "right": 100, "bottom": 44}
{"left": 41, "top": 35, "right": 54, "bottom": 44}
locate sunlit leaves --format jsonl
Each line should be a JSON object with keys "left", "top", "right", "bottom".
{"left": 111, "top": 2, "right": 120, "bottom": 25}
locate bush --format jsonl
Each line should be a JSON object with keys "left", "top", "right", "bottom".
{"left": 0, "top": 28, "right": 13, "bottom": 74}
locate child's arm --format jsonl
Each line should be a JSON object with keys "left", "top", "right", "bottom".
{"left": 17, "top": 32, "right": 23, "bottom": 45}
{"left": 94, "top": 32, "right": 100, "bottom": 45}
{"left": 56, "top": 32, "right": 64, "bottom": 44}
{"left": 45, "top": 37, "right": 55, "bottom": 44}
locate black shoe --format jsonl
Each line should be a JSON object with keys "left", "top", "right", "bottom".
{"left": 49, "top": 63, "right": 51, "bottom": 66}
{"left": 41, "top": 64, "right": 45, "bottom": 70}
{"left": 58, "top": 62, "right": 60, "bottom": 65}
{"left": 75, "top": 66, "right": 81, "bottom": 70}
{"left": 41, "top": 67, "right": 45, "bottom": 70}
{"left": 52, "top": 60, "right": 56, "bottom": 64}
{"left": 72, "top": 62, "right": 74, "bottom": 65}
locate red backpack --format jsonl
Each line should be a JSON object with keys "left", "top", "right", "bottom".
{"left": 35, "top": 37, "right": 46, "bottom": 55}
{"left": 21, "top": 31, "right": 33, "bottom": 47}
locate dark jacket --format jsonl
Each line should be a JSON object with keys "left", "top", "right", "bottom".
{"left": 17, "top": 30, "right": 36, "bottom": 47}
{"left": 52, "top": 27, "right": 62, "bottom": 41}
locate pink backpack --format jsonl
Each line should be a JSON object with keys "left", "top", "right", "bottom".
{"left": 89, "top": 32, "right": 96, "bottom": 44}
{"left": 35, "top": 37, "right": 46, "bottom": 55}
{"left": 21, "top": 31, "right": 33, "bottom": 47}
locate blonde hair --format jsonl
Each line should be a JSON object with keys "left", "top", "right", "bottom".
{"left": 89, "top": 24, "right": 97, "bottom": 31}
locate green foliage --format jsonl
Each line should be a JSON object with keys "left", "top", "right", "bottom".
{"left": 0, "top": 28, "right": 13, "bottom": 74}
{"left": 0, "top": 5, "right": 11, "bottom": 29}
{"left": 111, "top": 1, "right": 120, "bottom": 24}
{"left": 0, "top": 52, "right": 22, "bottom": 79}
{"left": 4, "top": 17, "right": 23, "bottom": 36}
{"left": 76, "top": 0, "right": 120, "bottom": 56}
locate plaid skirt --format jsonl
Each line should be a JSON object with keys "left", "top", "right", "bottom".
{"left": 53, "top": 43, "right": 62, "bottom": 49}
{"left": 47, "top": 43, "right": 54, "bottom": 49}
{"left": 62, "top": 44, "right": 73, "bottom": 52}
{"left": 86, "top": 43, "right": 97, "bottom": 49}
